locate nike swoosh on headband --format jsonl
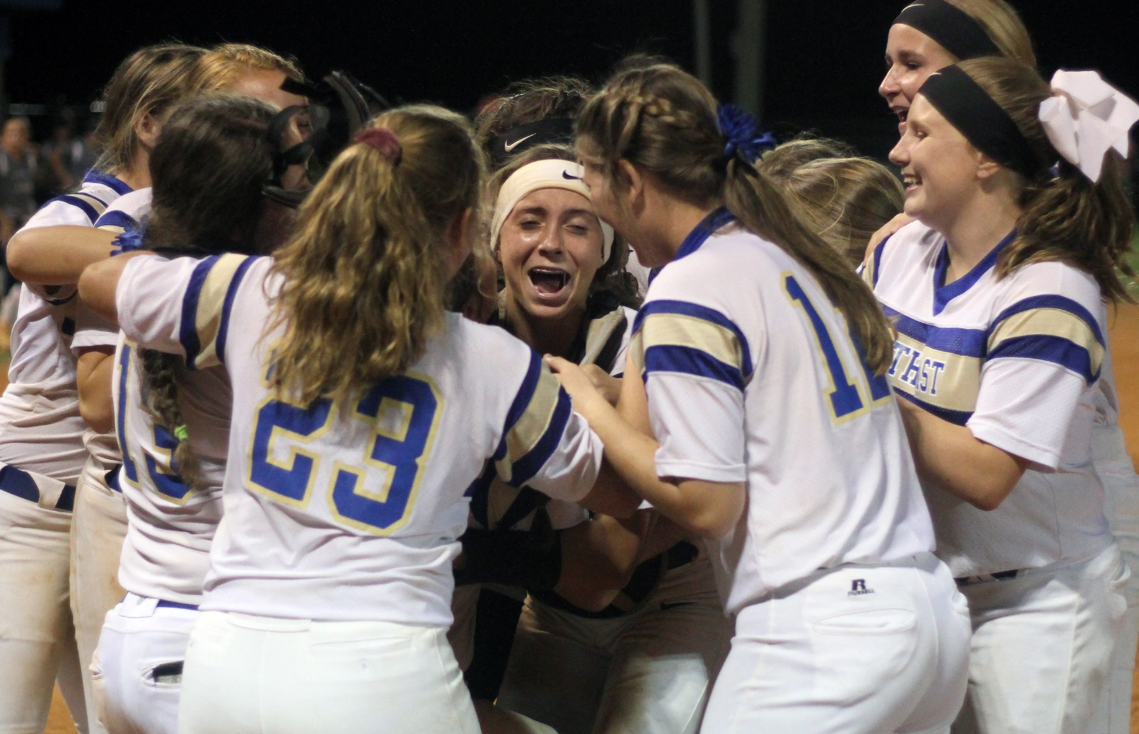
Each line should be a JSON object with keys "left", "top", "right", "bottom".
{"left": 504, "top": 133, "right": 537, "bottom": 152}
{"left": 562, "top": 170, "right": 582, "bottom": 180}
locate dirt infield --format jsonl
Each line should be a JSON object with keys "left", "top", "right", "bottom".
{"left": 26, "top": 305, "right": 1139, "bottom": 733}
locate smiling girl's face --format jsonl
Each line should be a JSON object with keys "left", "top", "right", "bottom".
{"left": 879, "top": 23, "right": 957, "bottom": 137}
{"left": 498, "top": 186, "right": 607, "bottom": 323}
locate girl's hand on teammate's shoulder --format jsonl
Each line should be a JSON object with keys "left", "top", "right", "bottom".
{"left": 545, "top": 355, "right": 609, "bottom": 419}
{"left": 865, "top": 212, "right": 914, "bottom": 264}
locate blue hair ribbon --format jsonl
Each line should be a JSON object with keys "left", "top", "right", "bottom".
{"left": 717, "top": 104, "right": 776, "bottom": 165}
{"left": 109, "top": 229, "right": 144, "bottom": 257}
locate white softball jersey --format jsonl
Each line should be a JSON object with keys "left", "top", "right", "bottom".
{"left": 866, "top": 221, "right": 1113, "bottom": 577}
{"left": 0, "top": 170, "right": 131, "bottom": 482}
{"left": 111, "top": 333, "right": 229, "bottom": 605}
{"left": 116, "top": 254, "right": 602, "bottom": 627}
{"left": 635, "top": 210, "right": 935, "bottom": 616}
{"left": 76, "top": 188, "right": 154, "bottom": 474}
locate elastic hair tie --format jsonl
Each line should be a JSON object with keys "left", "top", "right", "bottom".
{"left": 173, "top": 425, "right": 189, "bottom": 441}
{"left": 717, "top": 103, "right": 776, "bottom": 169}
{"left": 355, "top": 127, "right": 402, "bottom": 164}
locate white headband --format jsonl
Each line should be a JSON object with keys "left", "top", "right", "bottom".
{"left": 1039, "top": 70, "right": 1139, "bottom": 183}
{"left": 490, "top": 159, "right": 616, "bottom": 263}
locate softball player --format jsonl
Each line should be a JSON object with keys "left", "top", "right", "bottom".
{"left": 549, "top": 60, "right": 970, "bottom": 733}
{"left": 77, "top": 94, "right": 282, "bottom": 734}
{"left": 468, "top": 146, "right": 729, "bottom": 734}
{"left": 868, "top": 58, "right": 1137, "bottom": 733}
{"left": 0, "top": 43, "right": 203, "bottom": 734}
{"left": 8, "top": 47, "right": 308, "bottom": 734}
{"left": 877, "top": 5, "right": 1139, "bottom": 726}
{"left": 81, "top": 106, "right": 632, "bottom": 734}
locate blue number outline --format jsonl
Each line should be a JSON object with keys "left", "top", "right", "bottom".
{"left": 116, "top": 342, "right": 140, "bottom": 487}
{"left": 782, "top": 272, "right": 891, "bottom": 424}
{"left": 116, "top": 340, "right": 195, "bottom": 503}
{"left": 326, "top": 373, "right": 443, "bottom": 536}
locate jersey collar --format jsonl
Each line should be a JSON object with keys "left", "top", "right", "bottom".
{"left": 932, "top": 229, "right": 1015, "bottom": 315}
{"left": 82, "top": 169, "right": 133, "bottom": 196}
{"left": 649, "top": 207, "right": 736, "bottom": 286}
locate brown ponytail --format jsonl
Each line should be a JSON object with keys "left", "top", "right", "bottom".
{"left": 138, "top": 95, "right": 279, "bottom": 492}
{"left": 267, "top": 105, "right": 486, "bottom": 405}
{"left": 577, "top": 62, "right": 896, "bottom": 373}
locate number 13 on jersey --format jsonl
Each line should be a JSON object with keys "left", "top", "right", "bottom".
{"left": 247, "top": 374, "right": 443, "bottom": 536}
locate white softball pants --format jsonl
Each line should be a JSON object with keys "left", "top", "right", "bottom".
{"left": 91, "top": 594, "right": 197, "bottom": 734}
{"left": 699, "top": 552, "right": 971, "bottom": 734}
{"left": 954, "top": 544, "right": 1130, "bottom": 734}
{"left": 0, "top": 475, "right": 87, "bottom": 734}
{"left": 1091, "top": 418, "right": 1139, "bottom": 734}
{"left": 178, "top": 611, "right": 480, "bottom": 734}
{"left": 70, "top": 458, "right": 128, "bottom": 734}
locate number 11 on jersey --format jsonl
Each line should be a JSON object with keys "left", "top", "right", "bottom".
{"left": 783, "top": 273, "right": 891, "bottom": 423}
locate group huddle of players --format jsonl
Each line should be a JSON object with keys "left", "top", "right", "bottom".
{"left": 1, "top": 1, "right": 1138, "bottom": 733}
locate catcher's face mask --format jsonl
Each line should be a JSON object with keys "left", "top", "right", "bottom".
{"left": 263, "top": 71, "right": 391, "bottom": 208}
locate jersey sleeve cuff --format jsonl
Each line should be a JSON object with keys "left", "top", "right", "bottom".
{"left": 654, "top": 456, "right": 747, "bottom": 484}
{"left": 967, "top": 419, "right": 1062, "bottom": 471}
{"left": 70, "top": 329, "right": 118, "bottom": 354}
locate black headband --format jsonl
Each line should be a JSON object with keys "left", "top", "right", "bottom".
{"left": 489, "top": 118, "right": 576, "bottom": 165}
{"left": 919, "top": 64, "right": 1044, "bottom": 178}
{"left": 894, "top": 0, "right": 1001, "bottom": 60}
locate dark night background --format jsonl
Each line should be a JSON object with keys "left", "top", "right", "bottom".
{"left": 0, "top": 0, "right": 1136, "bottom": 162}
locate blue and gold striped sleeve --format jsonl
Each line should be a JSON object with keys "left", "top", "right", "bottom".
{"left": 633, "top": 300, "right": 752, "bottom": 391}
{"left": 495, "top": 351, "right": 574, "bottom": 488}
{"left": 94, "top": 209, "right": 139, "bottom": 234}
{"left": 46, "top": 192, "right": 109, "bottom": 224}
{"left": 987, "top": 295, "right": 1104, "bottom": 385}
{"left": 180, "top": 253, "right": 258, "bottom": 370}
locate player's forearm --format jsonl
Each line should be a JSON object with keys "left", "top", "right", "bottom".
{"left": 575, "top": 392, "right": 743, "bottom": 540}
{"left": 78, "top": 253, "right": 144, "bottom": 323}
{"left": 898, "top": 398, "right": 1026, "bottom": 511}
{"left": 6, "top": 226, "right": 116, "bottom": 285}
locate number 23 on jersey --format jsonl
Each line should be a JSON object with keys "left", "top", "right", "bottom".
{"left": 247, "top": 372, "right": 443, "bottom": 536}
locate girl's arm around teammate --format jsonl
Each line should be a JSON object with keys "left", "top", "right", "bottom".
{"left": 548, "top": 351, "right": 744, "bottom": 540}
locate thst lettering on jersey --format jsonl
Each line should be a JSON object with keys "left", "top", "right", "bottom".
{"left": 888, "top": 343, "right": 946, "bottom": 397}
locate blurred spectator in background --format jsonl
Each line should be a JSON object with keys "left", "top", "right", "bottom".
{"left": 0, "top": 117, "right": 39, "bottom": 244}
{"left": 41, "top": 109, "right": 97, "bottom": 195}
{"left": 0, "top": 116, "right": 39, "bottom": 330}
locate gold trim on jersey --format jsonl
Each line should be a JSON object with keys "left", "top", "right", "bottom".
{"left": 989, "top": 307, "right": 1104, "bottom": 376}
{"left": 638, "top": 312, "right": 745, "bottom": 373}
{"left": 70, "top": 192, "right": 110, "bottom": 218}
{"left": 496, "top": 368, "right": 562, "bottom": 485}
{"left": 629, "top": 331, "right": 645, "bottom": 375}
{"left": 191, "top": 254, "right": 248, "bottom": 369}
{"left": 887, "top": 331, "right": 981, "bottom": 413}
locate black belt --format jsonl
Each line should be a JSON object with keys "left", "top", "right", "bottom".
{"left": 0, "top": 464, "right": 76, "bottom": 511}
{"left": 954, "top": 569, "right": 1020, "bottom": 586}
